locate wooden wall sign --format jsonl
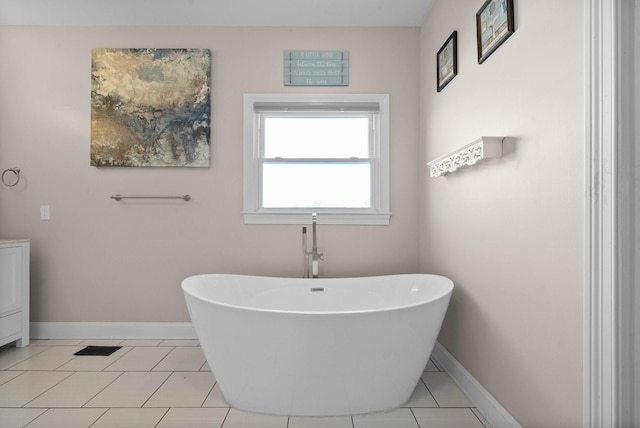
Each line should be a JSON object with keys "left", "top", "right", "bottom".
{"left": 284, "top": 50, "right": 349, "bottom": 86}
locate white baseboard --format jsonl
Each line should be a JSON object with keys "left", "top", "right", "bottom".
{"left": 432, "top": 341, "right": 521, "bottom": 428}
{"left": 30, "top": 322, "right": 197, "bottom": 340}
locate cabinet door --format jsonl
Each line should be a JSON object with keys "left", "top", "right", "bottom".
{"left": 0, "top": 246, "right": 22, "bottom": 315}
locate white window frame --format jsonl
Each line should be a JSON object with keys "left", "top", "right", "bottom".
{"left": 243, "top": 93, "right": 390, "bottom": 225}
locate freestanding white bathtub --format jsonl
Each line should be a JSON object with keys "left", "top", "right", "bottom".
{"left": 181, "top": 273, "right": 453, "bottom": 416}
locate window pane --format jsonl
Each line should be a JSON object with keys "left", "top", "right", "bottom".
{"left": 263, "top": 117, "right": 369, "bottom": 158}
{"left": 262, "top": 163, "right": 371, "bottom": 208}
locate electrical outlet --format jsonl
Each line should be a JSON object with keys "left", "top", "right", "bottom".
{"left": 40, "top": 205, "right": 50, "bottom": 220}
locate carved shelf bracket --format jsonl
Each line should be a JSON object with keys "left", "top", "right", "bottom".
{"left": 427, "top": 136, "right": 504, "bottom": 177}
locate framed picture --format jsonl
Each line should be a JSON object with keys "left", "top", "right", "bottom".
{"left": 90, "top": 48, "right": 211, "bottom": 167}
{"left": 476, "top": 0, "right": 515, "bottom": 64}
{"left": 437, "top": 31, "right": 457, "bottom": 92}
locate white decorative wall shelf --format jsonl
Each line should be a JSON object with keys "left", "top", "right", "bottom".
{"left": 427, "top": 136, "right": 504, "bottom": 177}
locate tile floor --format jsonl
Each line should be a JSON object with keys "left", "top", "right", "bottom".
{"left": 0, "top": 339, "right": 491, "bottom": 427}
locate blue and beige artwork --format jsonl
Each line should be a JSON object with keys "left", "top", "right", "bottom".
{"left": 91, "top": 48, "right": 211, "bottom": 167}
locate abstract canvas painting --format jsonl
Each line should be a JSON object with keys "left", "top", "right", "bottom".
{"left": 91, "top": 48, "right": 211, "bottom": 167}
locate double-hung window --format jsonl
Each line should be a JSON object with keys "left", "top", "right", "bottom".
{"left": 243, "top": 94, "right": 390, "bottom": 225}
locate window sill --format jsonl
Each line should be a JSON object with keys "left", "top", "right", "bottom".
{"left": 242, "top": 212, "right": 391, "bottom": 225}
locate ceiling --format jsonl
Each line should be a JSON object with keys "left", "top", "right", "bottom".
{"left": 0, "top": 0, "right": 434, "bottom": 27}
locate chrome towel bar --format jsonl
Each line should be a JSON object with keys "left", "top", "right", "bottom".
{"left": 110, "top": 194, "right": 191, "bottom": 201}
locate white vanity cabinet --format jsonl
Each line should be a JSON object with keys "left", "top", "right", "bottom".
{"left": 0, "top": 240, "right": 30, "bottom": 347}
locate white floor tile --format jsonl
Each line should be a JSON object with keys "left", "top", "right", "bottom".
{"left": 412, "top": 408, "right": 487, "bottom": 428}
{"left": 221, "top": 408, "right": 288, "bottom": 428}
{"left": 353, "top": 408, "right": 419, "bottom": 428}
{"left": 0, "top": 340, "right": 486, "bottom": 428}
{"left": 0, "top": 345, "right": 50, "bottom": 370}
{"left": 104, "top": 346, "right": 173, "bottom": 371}
{"left": 0, "top": 369, "right": 24, "bottom": 386}
{"left": 78, "top": 339, "right": 124, "bottom": 346}
{"left": 0, "top": 371, "right": 72, "bottom": 407}
{"left": 85, "top": 371, "right": 171, "bottom": 408}
{"left": 160, "top": 339, "right": 199, "bottom": 347}
{"left": 25, "top": 340, "right": 50, "bottom": 346}
{"left": 424, "top": 359, "right": 441, "bottom": 372}
{"left": 91, "top": 408, "right": 168, "bottom": 428}
{"left": 404, "top": 379, "right": 438, "bottom": 407}
{"left": 421, "top": 372, "right": 474, "bottom": 407}
{"left": 28, "top": 339, "right": 84, "bottom": 346}
{"left": 119, "top": 339, "right": 163, "bottom": 346}
{"left": 472, "top": 408, "right": 492, "bottom": 427}
{"left": 144, "top": 371, "right": 215, "bottom": 407}
{"left": 0, "top": 408, "right": 47, "bottom": 428}
{"left": 156, "top": 407, "right": 229, "bottom": 428}
{"left": 429, "top": 358, "right": 445, "bottom": 372}
{"left": 8, "top": 346, "right": 83, "bottom": 371}
{"left": 25, "top": 408, "right": 108, "bottom": 428}
{"left": 202, "top": 382, "right": 229, "bottom": 407}
{"left": 153, "top": 346, "right": 207, "bottom": 371}
{"left": 288, "top": 415, "right": 353, "bottom": 428}
{"left": 25, "top": 371, "right": 120, "bottom": 408}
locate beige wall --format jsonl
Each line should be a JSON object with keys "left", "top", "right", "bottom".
{"left": 420, "top": 1, "right": 584, "bottom": 427}
{"left": 0, "top": 26, "right": 421, "bottom": 322}
{"left": 1, "top": 5, "right": 587, "bottom": 425}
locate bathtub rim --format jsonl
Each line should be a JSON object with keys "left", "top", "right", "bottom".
{"left": 181, "top": 273, "right": 453, "bottom": 316}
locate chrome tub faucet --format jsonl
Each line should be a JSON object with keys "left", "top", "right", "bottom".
{"left": 303, "top": 213, "right": 323, "bottom": 278}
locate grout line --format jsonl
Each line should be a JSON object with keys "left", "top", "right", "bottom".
{"left": 428, "top": 357, "right": 444, "bottom": 372}
{"left": 149, "top": 347, "right": 176, "bottom": 372}
{"left": 101, "top": 347, "right": 134, "bottom": 372}
{"left": 220, "top": 407, "right": 231, "bottom": 427}
{"left": 104, "top": 346, "right": 135, "bottom": 371}
{"left": 4, "top": 346, "right": 51, "bottom": 370}
{"left": 0, "top": 370, "right": 30, "bottom": 392}
{"left": 86, "top": 407, "right": 110, "bottom": 428}
{"left": 199, "top": 379, "right": 217, "bottom": 407}
{"left": 53, "top": 347, "right": 85, "bottom": 371}
{"left": 421, "top": 377, "right": 441, "bottom": 408}
{"left": 81, "top": 371, "right": 125, "bottom": 408}
{"left": 420, "top": 377, "right": 439, "bottom": 407}
{"left": 437, "top": 406, "right": 481, "bottom": 409}
{"left": 140, "top": 370, "right": 174, "bottom": 408}
{"left": 469, "top": 408, "right": 490, "bottom": 428}
{"left": 20, "top": 370, "right": 75, "bottom": 408}
{"left": 18, "top": 408, "right": 49, "bottom": 427}
{"left": 471, "top": 408, "right": 491, "bottom": 428}
{"left": 153, "top": 407, "right": 171, "bottom": 428}
{"left": 409, "top": 408, "right": 421, "bottom": 428}
{"left": 28, "top": 408, "right": 53, "bottom": 427}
